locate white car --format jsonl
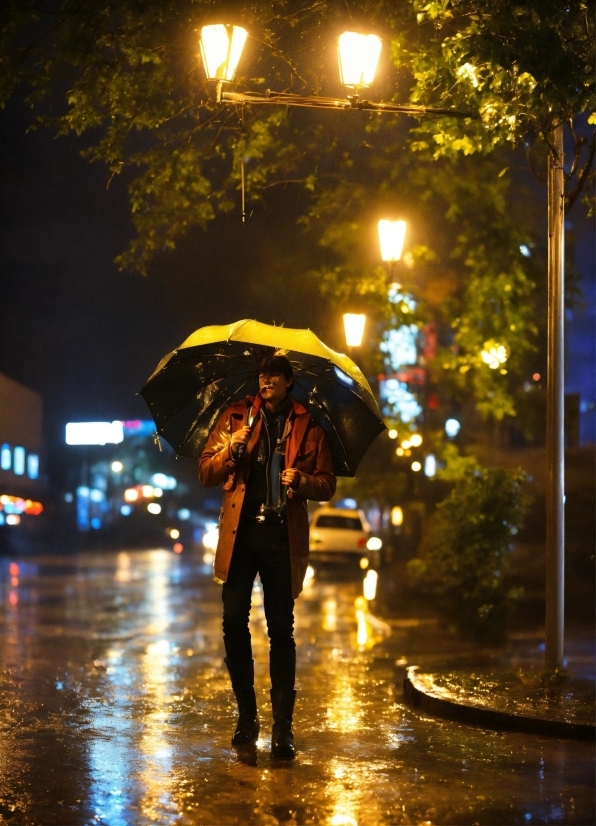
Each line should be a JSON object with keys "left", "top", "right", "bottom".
{"left": 309, "top": 507, "right": 382, "bottom": 566}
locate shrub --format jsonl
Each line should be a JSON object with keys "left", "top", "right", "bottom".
{"left": 408, "top": 466, "right": 528, "bottom": 640}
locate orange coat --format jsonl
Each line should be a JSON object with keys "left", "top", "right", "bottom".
{"left": 199, "top": 397, "right": 336, "bottom": 598}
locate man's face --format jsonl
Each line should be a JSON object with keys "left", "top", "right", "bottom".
{"left": 259, "top": 371, "right": 292, "bottom": 407}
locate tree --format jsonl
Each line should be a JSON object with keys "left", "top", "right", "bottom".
{"left": 389, "top": 0, "right": 594, "bottom": 670}
{"left": 390, "top": 0, "right": 595, "bottom": 212}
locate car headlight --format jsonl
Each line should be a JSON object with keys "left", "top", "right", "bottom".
{"left": 366, "top": 536, "right": 382, "bottom": 551}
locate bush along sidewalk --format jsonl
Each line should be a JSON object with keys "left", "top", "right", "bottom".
{"left": 408, "top": 460, "right": 528, "bottom": 642}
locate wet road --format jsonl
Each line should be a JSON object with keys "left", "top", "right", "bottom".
{"left": 0, "top": 549, "right": 593, "bottom": 826}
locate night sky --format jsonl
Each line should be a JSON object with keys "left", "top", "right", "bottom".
{"left": 0, "top": 98, "right": 594, "bottom": 454}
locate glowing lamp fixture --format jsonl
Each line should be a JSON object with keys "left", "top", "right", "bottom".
{"left": 343, "top": 313, "right": 366, "bottom": 348}
{"left": 338, "top": 32, "right": 382, "bottom": 89}
{"left": 378, "top": 220, "right": 406, "bottom": 262}
{"left": 199, "top": 24, "right": 248, "bottom": 81}
{"left": 391, "top": 506, "right": 404, "bottom": 527}
{"left": 410, "top": 433, "right": 423, "bottom": 447}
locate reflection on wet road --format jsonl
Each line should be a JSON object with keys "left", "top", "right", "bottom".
{"left": 0, "top": 550, "right": 593, "bottom": 825}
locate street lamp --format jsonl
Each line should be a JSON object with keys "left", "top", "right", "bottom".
{"left": 337, "top": 32, "right": 382, "bottom": 90}
{"left": 199, "top": 24, "right": 248, "bottom": 82}
{"left": 343, "top": 313, "right": 366, "bottom": 349}
{"left": 378, "top": 219, "right": 406, "bottom": 264}
{"left": 201, "top": 26, "right": 471, "bottom": 117}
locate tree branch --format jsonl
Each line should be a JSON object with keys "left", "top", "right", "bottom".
{"left": 565, "top": 131, "right": 596, "bottom": 214}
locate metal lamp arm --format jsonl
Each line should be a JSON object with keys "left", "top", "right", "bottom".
{"left": 217, "top": 84, "right": 473, "bottom": 119}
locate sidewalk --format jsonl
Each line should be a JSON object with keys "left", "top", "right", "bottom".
{"left": 393, "top": 624, "right": 595, "bottom": 740}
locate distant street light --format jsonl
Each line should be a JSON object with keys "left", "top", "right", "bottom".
{"left": 378, "top": 219, "right": 407, "bottom": 268}
{"left": 343, "top": 313, "right": 367, "bottom": 348}
{"left": 390, "top": 506, "right": 404, "bottom": 527}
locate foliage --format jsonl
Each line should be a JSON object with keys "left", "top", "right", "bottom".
{"left": 407, "top": 464, "right": 528, "bottom": 638}
{"left": 0, "top": 0, "right": 339, "bottom": 273}
{"left": 302, "top": 148, "right": 542, "bottom": 422}
{"left": 0, "top": 0, "right": 592, "bottom": 432}
{"left": 391, "top": 0, "right": 595, "bottom": 212}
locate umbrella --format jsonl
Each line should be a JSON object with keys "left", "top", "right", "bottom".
{"left": 140, "top": 319, "right": 385, "bottom": 476}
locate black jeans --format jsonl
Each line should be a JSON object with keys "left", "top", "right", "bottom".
{"left": 222, "top": 519, "right": 296, "bottom": 691}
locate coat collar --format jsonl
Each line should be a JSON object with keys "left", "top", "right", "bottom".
{"left": 240, "top": 395, "right": 310, "bottom": 468}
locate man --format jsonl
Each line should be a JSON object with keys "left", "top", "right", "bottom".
{"left": 199, "top": 351, "right": 336, "bottom": 758}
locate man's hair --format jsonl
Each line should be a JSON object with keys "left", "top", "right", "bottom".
{"left": 256, "top": 351, "right": 293, "bottom": 383}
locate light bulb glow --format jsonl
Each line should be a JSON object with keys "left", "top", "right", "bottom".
{"left": 388, "top": 429, "right": 398, "bottom": 439}
{"left": 481, "top": 342, "right": 508, "bottom": 369}
{"left": 200, "top": 24, "right": 248, "bottom": 82}
{"left": 378, "top": 220, "right": 406, "bottom": 262}
{"left": 424, "top": 454, "right": 437, "bottom": 477}
{"left": 409, "top": 433, "right": 423, "bottom": 447}
{"left": 338, "top": 32, "right": 382, "bottom": 89}
{"left": 391, "top": 506, "right": 404, "bottom": 526}
{"left": 343, "top": 313, "right": 366, "bottom": 348}
{"left": 363, "top": 569, "right": 378, "bottom": 601}
{"left": 411, "top": 461, "right": 422, "bottom": 472}
{"left": 445, "top": 418, "right": 461, "bottom": 438}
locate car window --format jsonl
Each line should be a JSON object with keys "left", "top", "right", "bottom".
{"left": 315, "top": 515, "right": 363, "bottom": 530}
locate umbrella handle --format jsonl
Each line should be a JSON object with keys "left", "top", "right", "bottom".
{"left": 236, "top": 397, "right": 256, "bottom": 460}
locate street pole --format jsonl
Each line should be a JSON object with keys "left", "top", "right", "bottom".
{"left": 545, "top": 123, "right": 565, "bottom": 672}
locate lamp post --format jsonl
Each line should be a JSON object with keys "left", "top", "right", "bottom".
{"left": 546, "top": 124, "right": 565, "bottom": 673}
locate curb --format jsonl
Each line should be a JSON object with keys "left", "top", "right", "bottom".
{"left": 404, "top": 666, "right": 595, "bottom": 742}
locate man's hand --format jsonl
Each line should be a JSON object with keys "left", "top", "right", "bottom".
{"left": 230, "top": 426, "right": 251, "bottom": 458}
{"left": 281, "top": 468, "right": 301, "bottom": 489}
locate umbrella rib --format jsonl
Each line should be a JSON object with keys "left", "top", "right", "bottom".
{"left": 152, "top": 353, "right": 259, "bottom": 432}
{"left": 178, "top": 378, "right": 251, "bottom": 453}
{"left": 293, "top": 379, "right": 351, "bottom": 468}
{"left": 154, "top": 374, "right": 246, "bottom": 439}
{"left": 293, "top": 360, "right": 379, "bottom": 410}
{"left": 227, "top": 319, "right": 252, "bottom": 341}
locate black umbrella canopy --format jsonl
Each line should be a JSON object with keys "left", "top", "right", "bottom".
{"left": 140, "top": 320, "right": 385, "bottom": 476}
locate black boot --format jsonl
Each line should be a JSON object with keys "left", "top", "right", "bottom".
{"left": 270, "top": 688, "right": 296, "bottom": 759}
{"left": 225, "top": 658, "right": 259, "bottom": 747}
